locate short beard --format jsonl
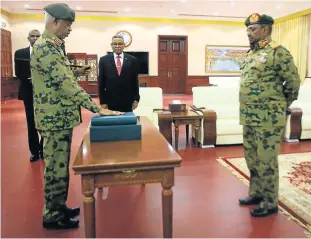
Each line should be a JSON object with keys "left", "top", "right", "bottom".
{"left": 250, "top": 40, "right": 259, "bottom": 50}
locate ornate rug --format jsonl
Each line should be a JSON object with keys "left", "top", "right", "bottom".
{"left": 217, "top": 152, "right": 311, "bottom": 236}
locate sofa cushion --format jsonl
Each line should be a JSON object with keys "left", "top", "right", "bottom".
{"left": 209, "top": 76, "right": 240, "bottom": 87}
{"left": 193, "top": 86, "right": 239, "bottom": 105}
{"left": 133, "top": 107, "right": 153, "bottom": 121}
{"left": 216, "top": 119, "right": 243, "bottom": 135}
{"left": 302, "top": 116, "right": 311, "bottom": 130}
{"left": 137, "top": 87, "right": 163, "bottom": 109}
{"left": 213, "top": 105, "right": 240, "bottom": 119}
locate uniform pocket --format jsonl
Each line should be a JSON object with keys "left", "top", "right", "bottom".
{"left": 267, "top": 103, "right": 286, "bottom": 126}
{"left": 240, "top": 104, "right": 268, "bottom": 126}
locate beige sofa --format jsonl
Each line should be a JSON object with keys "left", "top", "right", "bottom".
{"left": 284, "top": 84, "right": 311, "bottom": 141}
{"left": 133, "top": 87, "right": 163, "bottom": 129}
{"left": 192, "top": 86, "right": 243, "bottom": 147}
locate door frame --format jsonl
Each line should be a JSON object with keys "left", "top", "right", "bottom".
{"left": 158, "top": 35, "right": 188, "bottom": 94}
{"left": 1, "top": 28, "right": 13, "bottom": 79}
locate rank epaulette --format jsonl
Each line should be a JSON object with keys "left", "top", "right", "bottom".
{"left": 269, "top": 40, "right": 280, "bottom": 49}
{"left": 258, "top": 40, "right": 268, "bottom": 48}
{"left": 53, "top": 37, "right": 63, "bottom": 47}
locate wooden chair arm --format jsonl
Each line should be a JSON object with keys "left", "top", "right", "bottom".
{"left": 287, "top": 107, "right": 302, "bottom": 140}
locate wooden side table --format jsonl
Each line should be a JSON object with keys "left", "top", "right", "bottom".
{"left": 171, "top": 110, "right": 203, "bottom": 149}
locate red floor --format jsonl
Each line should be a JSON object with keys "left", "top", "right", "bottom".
{"left": 1, "top": 96, "right": 311, "bottom": 238}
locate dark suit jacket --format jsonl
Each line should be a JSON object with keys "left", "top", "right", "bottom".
{"left": 14, "top": 47, "right": 32, "bottom": 101}
{"left": 98, "top": 53, "right": 140, "bottom": 112}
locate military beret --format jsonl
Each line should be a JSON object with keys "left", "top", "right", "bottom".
{"left": 245, "top": 13, "right": 274, "bottom": 27}
{"left": 44, "top": 3, "right": 75, "bottom": 22}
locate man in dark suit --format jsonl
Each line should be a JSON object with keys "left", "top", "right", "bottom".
{"left": 14, "top": 29, "right": 43, "bottom": 162}
{"left": 98, "top": 35, "right": 140, "bottom": 112}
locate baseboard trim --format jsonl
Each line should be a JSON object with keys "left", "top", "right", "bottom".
{"left": 284, "top": 139, "right": 299, "bottom": 143}
{"left": 200, "top": 144, "right": 215, "bottom": 148}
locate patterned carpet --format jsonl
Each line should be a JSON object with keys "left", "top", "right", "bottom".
{"left": 217, "top": 152, "right": 311, "bottom": 236}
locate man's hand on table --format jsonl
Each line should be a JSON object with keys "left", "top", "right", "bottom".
{"left": 99, "top": 108, "right": 124, "bottom": 116}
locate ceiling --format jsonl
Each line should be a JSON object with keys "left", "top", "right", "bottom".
{"left": 1, "top": 0, "right": 311, "bottom": 21}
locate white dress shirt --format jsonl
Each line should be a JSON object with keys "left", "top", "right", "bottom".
{"left": 28, "top": 45, "right": 33, "bottom": 80}
{"left": 113, "top": 52, "right": 124, "bottom": 67}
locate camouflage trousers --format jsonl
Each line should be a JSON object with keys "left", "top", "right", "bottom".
{"left": 40, "top": 129, "right": 73, "bottom": 222}
{"left": 243, "top": 125, "right": 284, "bottom": 209}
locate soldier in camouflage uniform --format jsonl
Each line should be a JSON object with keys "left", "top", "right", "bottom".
{"left": 30, "top": 3, "right": 123, "bottom": 229}
{"left": 239, "top": 13, "right": 300, "bottom": 217}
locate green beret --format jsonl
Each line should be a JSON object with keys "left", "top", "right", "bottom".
{"left": 245, "top": 13, "right": 274, "bottom": 27}
{"left": 44, "top": 3, "right": 75, "bottom": 22}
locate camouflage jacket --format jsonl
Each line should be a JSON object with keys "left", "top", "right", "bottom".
{"left": 30, "top": 30, "right": 100, "bottom": 131}
{"left": 239, "top": 40, "right": 300, "bottom": 127}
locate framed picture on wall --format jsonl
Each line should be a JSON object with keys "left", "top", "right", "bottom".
{"left": 205, "top": 45, "right": 249, "bottom": 73}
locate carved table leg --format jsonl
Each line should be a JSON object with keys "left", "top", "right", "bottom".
{"left": 82, "top": 175, "right": 96, "bottom": 238}
{"left": 186, "top": 124, "right": 189, "bottom": 141}
{"left": 162, "top": 170, "right": 174, "bottom": 238}
{"left": 174, "top": 121, "right": 180, "bottom": 149}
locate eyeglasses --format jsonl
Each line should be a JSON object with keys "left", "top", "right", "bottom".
{"left": 111, "top": 43, "right": 124, "bottom": 46}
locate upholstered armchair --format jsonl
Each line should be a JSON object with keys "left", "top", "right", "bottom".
{"left": 191, "top": 86, "right": 243, "bottom": 147}
{"left": 284, "top": 84, "right": 311, "bottom": 141}
{"left": 133, "top": 87, "right": 163, "bottom": 129}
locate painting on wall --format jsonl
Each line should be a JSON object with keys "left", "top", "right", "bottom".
{"left": 205, "top": 45, "right": 249, "bottom": 73}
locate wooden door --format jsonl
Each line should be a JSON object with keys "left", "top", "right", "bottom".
{"left": 158, "top": 36, "right": 187, "bottom": 94}
{"left": 1, "top": 28, "right": 19, "bottom": 101}
{"left": 1, "top": 29, "right": 13, "bottom": 79}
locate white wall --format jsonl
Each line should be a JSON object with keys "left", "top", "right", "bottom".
{"left": 6, "top": 14, "right": 311, "bottom": 79}
{"left": 11, "top": 17, "right": 248, "bottom": 76}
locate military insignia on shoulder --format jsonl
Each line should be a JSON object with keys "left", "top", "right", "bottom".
{"left": 258, "top": 40, "right": 268, "bottom": 48}
{"left": 269, "top": 40, "right": 280, "bottom": 49}
{"left": 250, "top": 13, "right": 260, "bottom": 23}
{"left": 53, "top": 37, "right": 63, "bottom": 47}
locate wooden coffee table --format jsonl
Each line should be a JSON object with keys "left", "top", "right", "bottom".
{"left": 72, "top": 117, "right": 182, "bottom": 238}
{"left": 171, "top": 110, "right": 203, "bottom": 149}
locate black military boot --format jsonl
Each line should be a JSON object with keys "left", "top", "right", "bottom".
{"left": 43, "top": 217, "right": 79, "bottom": 229}
{"left": 251, "top": 206, "right": 278, "bottom": 217}
{"left": 60, "top": 206, "right": 80, "bottom": 218}
{"left": 239, "top": 196, "right": 263, "bottom": 205}
{"left": 65, "top": 207, "right": 80, "bottom": 218}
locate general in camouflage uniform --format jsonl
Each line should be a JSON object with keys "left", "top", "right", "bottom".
{"left": 31, "top": 3, "right": 123, "bottom": 229}
{"left": 239, "top": 13, "right": 300, "bottom": 217}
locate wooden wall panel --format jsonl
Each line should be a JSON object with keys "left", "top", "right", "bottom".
{"left": 1, "top": 79, "right": 19, "bottom": 100}
{"left": 138, "top": 75, "right": 210, "bottom": 94}
{"left": 138, "top": 75, "right": 160, "bottom": 87}
{"left": 186, "top": 76, "right": 210, "bottom": 94}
